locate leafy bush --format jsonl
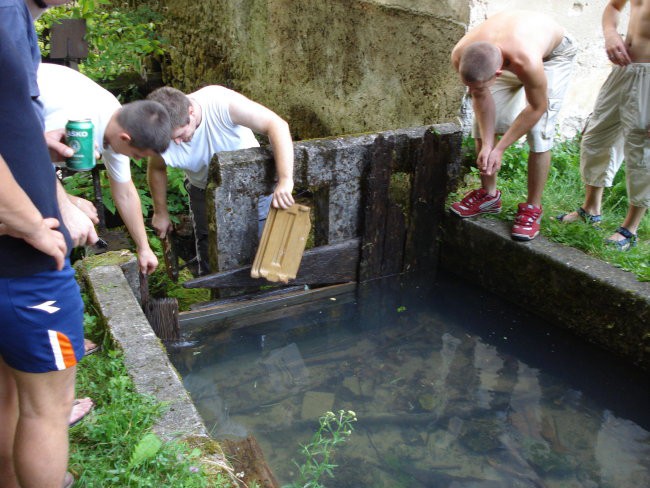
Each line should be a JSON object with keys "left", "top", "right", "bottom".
{"left": 35, "top": 0, "right": 165, "bottom": 83}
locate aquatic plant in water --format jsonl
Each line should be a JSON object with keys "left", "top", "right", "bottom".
{"left": 284, "top": 410, "right": 357, "bottom": 488}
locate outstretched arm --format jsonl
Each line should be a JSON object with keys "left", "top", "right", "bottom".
{"left": 109, "top": 177, "right": 158, "bottom": 275}
{"left": 147, "top": 154, "right": 174, "bottom": 238}
{"left": 0, "top": 153, "right": 67, "bottom": 270}
{"left": 228, "top": 93, "right": 295, "bottom": 209}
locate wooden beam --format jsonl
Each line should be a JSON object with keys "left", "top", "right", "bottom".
{"left": 179, "top": 282, "right": 357, "bottom": 332}
{"left": 183, "top": 238, "right": 360, "bottom": 289}
{"left": 359, "top": 134, "right": 394, "bottom": 281}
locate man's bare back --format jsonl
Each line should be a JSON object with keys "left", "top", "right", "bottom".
{"left": 452, "top": 10, "right": 565, "bottom": 78}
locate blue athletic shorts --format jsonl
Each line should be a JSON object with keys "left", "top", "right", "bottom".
{"left": 0, "top": 261, "right": 84, "bottom": 373}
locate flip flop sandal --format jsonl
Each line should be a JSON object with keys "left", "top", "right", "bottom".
{"left": 69, "top": 398, "right": 94, "bottom": 427}
{"left": 556, "top": 207, "right": 602, "bottom": 226}
{"left": 84, "top": 339, "right": 100, "bottom": 356}
{"left": 604, "top": 226, "right": 637, "bottom": 251}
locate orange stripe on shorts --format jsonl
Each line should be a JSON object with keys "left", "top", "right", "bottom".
{"left": 56, "top": 331, "right": 78, "bottom": 368}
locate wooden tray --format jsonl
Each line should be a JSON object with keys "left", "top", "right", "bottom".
{"left": 251, "top": 204, "right": 311, "bottom": 283}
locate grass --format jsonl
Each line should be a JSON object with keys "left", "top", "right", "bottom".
{"left": 450, "top": 135, "right": 649, "bottom": 282}
{"left": 68, "top": 293, "right": 238, "bottom": 487}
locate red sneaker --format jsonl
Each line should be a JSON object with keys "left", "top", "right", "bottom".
{"left": 450, "top": 188, "right": 502, "bottom": 218}
{"left": 512, "top": 203, "right": 543, "bottom": 241}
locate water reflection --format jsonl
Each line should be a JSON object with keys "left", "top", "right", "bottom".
{"left": 168, "top": 272, "right": 650, "bottom": 487}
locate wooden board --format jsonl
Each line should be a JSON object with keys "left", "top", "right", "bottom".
{"left": 251, "top": 204, "right": 311, "bottom": 283}
{"left": 179, "top": 282, "right": 357, "bottom": 332}
{"left": 183, "top": 238, "right": 360, "bottom": 289}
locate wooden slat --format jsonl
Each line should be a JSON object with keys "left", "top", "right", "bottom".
{"left": 381, "top": 203, "right": 407, "bottom": 276}
{"left": 220, "top": 436, "right": 280, "bottom": 488}
{"left": 404, "top": 128, "right": 461, "bottom": 270}
{"left": 179, "top": 282, "right": 358, "bottom": 332}
{"left": 359, "top": 134, "right": 393, "bottom": 281}
{"left": 183, "top": 238, "right": 360, "bottom": 289}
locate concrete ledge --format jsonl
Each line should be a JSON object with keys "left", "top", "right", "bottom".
{"left": 440, "top": 214, "right": 650, "bottom": 371}
{"left": 85, "top": 263, "right": 208, "bottom": 441}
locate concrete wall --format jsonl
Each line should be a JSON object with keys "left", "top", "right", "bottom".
{"left": 152, "top": 0, "right": 621, "bottom": 140}
{"left": 441, "top": 216, "right": 650, "bottom": 371}
{"left": 154, "top": 0, "right": 467, "bottom": 139}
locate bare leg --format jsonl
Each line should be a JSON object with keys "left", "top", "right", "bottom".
{"left": 0, "top": 358, "right": 19, "bottom": 488}
{"left": 607, "top": 204, "right": 647, "bottom": 241}
{"left": 476, "top": 138, "right": 498, "bottom": 195}
{"left": 13, "top": 365, "right": 75, "bottom": 488}
{"left": 526, "top": 151, "right": 551, "bottom": 207}
{"left": 558, "top": 184, "right": 605, "bottom": 223}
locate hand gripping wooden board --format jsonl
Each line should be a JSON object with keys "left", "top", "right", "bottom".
{"left": 251, "top": 204, "right": 311, "bottom": 283}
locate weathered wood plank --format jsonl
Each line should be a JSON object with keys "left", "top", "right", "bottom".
{"left": 359, "top": 134, "right": 393, "bottom": 281}
{"left": 179, "top": 282, "right": 358, "bottom": 332}
{"left": 404, "top": 127, "right": 462, "bottom": 271}
{"left": 381, "top": 202, "right": 407, "bottom": 276}
{"left": 183, "top": 238, "right": 360, "bottom": 289}
{"left": 220, "top": 435, "right": 280, "bottom": 488}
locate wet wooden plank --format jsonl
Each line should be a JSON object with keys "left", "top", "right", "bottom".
{"left": 404, "top": 128, "right": 462, "bottom": 271}
{"left": 179, "top": 282, "right": 358, "bottom": 332}
{"left": 221, "top": 435, "right": 280, "bottom": 488}
{"left": 381, "top": 203, "right": 407, "bottom": 276}
{"left": 359, "top": 134, "right": 393, "bottom": 281}
{"left": 183, "top": 238, "right": 360, "bottom": 289}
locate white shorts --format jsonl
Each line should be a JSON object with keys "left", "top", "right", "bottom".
{"left": 472, "top": 35, "right": 577, "bottom": 153}
{"left": 580, "top": 64, "right": 650, "bottom": 208}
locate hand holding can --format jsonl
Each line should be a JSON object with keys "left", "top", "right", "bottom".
{"left": 65, "top": 119, "right": 96, "bottom": 171}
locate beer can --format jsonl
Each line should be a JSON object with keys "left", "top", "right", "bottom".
{"left": 65, "top": 119, "right": 95, "bottom": 171}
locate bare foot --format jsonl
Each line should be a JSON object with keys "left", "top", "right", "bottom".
{"left": 84, "top": 338, "right": 99, "bottom": 356}
{"left": 607, "top": 230, "right": 625, "bottom": 242}
{"left": 63, "top": 471, "right": 74, "bottom": 488}
{"left": 69, "top": 397, "right": 94, "bottom": 427}
{"left": 556, "top": 207, "right": 602, "bottom": 226}
{"left": 557, "top": 210, "right": 581, "bottom": 223}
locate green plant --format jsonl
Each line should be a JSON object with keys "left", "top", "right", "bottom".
{"left": 284, "top": 410, "right": 357, "bottom": 488}
{"left": 36, "top": 0, "right": 166, "bottom": 84}
{"left": 71, "top": 289, "right": 235, "bottom": 487}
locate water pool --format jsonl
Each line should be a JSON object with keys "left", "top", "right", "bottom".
{"left": 168, "top": 271, "right": 649, "bottom": 487}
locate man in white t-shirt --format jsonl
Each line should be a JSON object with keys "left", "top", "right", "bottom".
{"left": 147, "top": 85, "right": 295, "bottom": 275}
{"left": 38, "top": 63, "right": 172, "bottom": 274}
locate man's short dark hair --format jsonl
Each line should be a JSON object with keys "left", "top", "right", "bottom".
{"left": 116, "top": 100, "right": 171, "bottom": 154}
{"left": 459, "top": 41, "right": 502, "bottom": 83}
{"left": 146, "top": 86, "right": 191, "bottom": 129}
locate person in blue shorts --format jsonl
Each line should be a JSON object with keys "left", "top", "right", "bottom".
{"left": 0, "top": 26, "right": 84, "bottom": 488}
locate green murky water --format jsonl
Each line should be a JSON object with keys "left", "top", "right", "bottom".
{"left": 168, "top": 272, "right": 650, "bottom": 487}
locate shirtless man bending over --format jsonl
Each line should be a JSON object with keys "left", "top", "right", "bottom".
{"left": 557, "top": 0, "right": 649, "bottom": 251}
{"left": 450, "top": 10, "right": 576, "bottom": 241}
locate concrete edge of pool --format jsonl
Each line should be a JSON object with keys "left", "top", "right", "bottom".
{"left": 441, "top": 213, "right": 650, "bottom": 370}
{"left": 81, "top": 218, "right": 649, "bottom": 480}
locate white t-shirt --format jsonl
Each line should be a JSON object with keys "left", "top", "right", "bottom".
{"left": 160, "top": 85, "right": 260, "bottom": 189}
{"left": 37, "top": 63, "right": 131, "bottom": 183}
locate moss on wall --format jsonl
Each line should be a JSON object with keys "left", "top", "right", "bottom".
{"left": 154, "top": 0, "right": 467, "bottom": 139}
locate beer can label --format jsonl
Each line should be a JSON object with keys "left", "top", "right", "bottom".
{"left": 65, "top": 119, "right": 96, "bottom": 171}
